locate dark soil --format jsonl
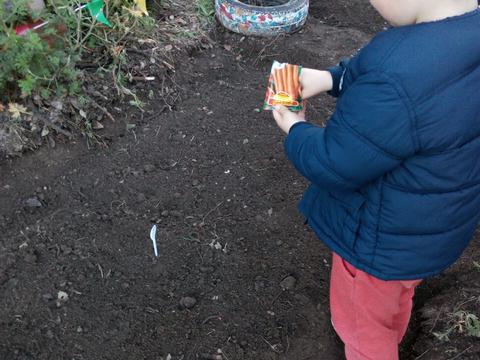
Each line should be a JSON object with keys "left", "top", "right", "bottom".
{"left": 1, "top": 1, "right": 479, "bottom": 360}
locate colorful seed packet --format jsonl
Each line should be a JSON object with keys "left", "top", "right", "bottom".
{"left": 263, "top": 61, "right": 303, "bottom": 112}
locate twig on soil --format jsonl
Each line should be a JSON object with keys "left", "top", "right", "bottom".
{"left": 253, "top": 35, "right": 282, "bottom": 65}
{"left": 414, "top": 348, "right": 431, "bottom": 360}
{"left": 271, "top": 290, "right": 285, "bottom": 306}
{"left": 201, "top": 202, "right": 223, "bottom": 224}
{"left": 454, "top": 295, "right": 478, "bottom": 310}
{"left": 39, "top": 117, "right": 73, "bottom": 139}
{"left": 144, "top": 105, "right": 169, "bottom": 122}
{"left": 429, "top": 306, "right": 444, "bottom": 332}
{"left": 202, "top": 315, "right": 222, "bottom": 325}
{"left": 199, "top": 354, "right": 222, "bottom": 360}
{"left": 261, "top": 336, "right": 283, "bottom": 354}
{"left": 89, "top": 98, "right": 116, "bottom": 122}
{"left": 448, "top": 345, "right": 473, "bottom": 360}
{"left": 130, "top": 76, "right": 156, "bottom": 82}
{"left": 97, "top": 263, "right": 104, "bottom": 278}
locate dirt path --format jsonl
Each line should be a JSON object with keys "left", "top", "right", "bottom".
{"left": 1, "top": 4, "right": 479, "bottom": 360}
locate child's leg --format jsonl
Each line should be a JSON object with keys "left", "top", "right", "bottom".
{"left": 329, "top": 253, "right": 421, "bottom": 360}
{"left": 392, "top": 281, "right": 421, "bottom": 343}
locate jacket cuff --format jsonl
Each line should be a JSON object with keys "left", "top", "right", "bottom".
{"left": 327, "top": 65, "right": 345, "bottom": 97}
{"left": 285, "top": 121, "right": 315, "bottom": 157}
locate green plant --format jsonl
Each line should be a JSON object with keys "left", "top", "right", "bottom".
{"left": 196, "top": 0, "right": 215, "bottom": 21}
{"left": 433, "top": 310, "right": 480, "bottom": 341}
{"left": 0, "top": 1, "right": 80, "bottom": 100}
{"left": 1, "top": 0, "right": 158, "bottom": 103}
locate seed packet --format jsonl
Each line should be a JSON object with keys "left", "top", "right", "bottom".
{"left": 263, "top": 61, "right": 302, "bottom": 112}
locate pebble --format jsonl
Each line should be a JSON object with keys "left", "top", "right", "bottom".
{"left": 192, "top": 180, "right": 200, "bottom": 186}
{"left": 46, "top": 330, "right": 54, "bottom": 339}
{"left": 179, "top": 296, "right": 197, "bottom": 309}
{"left": 280, "top": 276, "right": 297, "bottom": 291}
{"left": 25, "top": 197, "right": 42, "bottom": 207}
{"left": 60, "top": 245, "right": 72, "bottom": 255}
{"left": 76, "top": 326, "right": 83, "bottom": 333}
{"left": 254, "top": 276, "right": 266, "bottom": 291}
{"left": 6, "top": 278, "right": 18, "bottom": 289}
{"left": 42, "top": 293, "right": 54, "bottom": 301}
{"left": 161, "top": 210, "right": 169, "bottom": 217}
{"left": 137, "top": 193, "right": 146, "bottom": 202}
{"left": 0, "top": 270, "right": 7, "bottom": 285}
{"left": 144, "top": 164, "right": 156, "bottom": 173}
{"left": 199, "top": 266, "right": 214, "bottom": 273}
{"left": 24, "top": 252, "right": 38, "bottom": 263}
{"left": 57, "top": 290, "right": 69, "bottom": 302}
{"left": 170, "top": 210, "right": 182, "bottom": 218}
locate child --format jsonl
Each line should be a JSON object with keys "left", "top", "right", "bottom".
{"left": 272, "top": 0, "right": 480, "bottom": 359}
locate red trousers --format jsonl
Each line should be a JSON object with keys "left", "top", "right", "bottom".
{"left": 330, "top": 253, "right": 422, "bottom": 360}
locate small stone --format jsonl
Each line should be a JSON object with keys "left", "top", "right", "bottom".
{"left": 179, "top": 296, "right": 197, "bottom": 309}
{"left": 192, "top": 180, "right": 199, "bottom": 186}
{"left": 57, "top": 290, "right": 69, "bottom": 302}
{"left": 24, "top": 252, "right": 38, "bottom": 263}
{"left": 173, "top": 192, "right": 181, "bottom": 198}
{"left": 254, "top": 277, "right": 266, "bottom": 291}
{"left": 276, "top": 240, "right": 283, "bottom": 246}
{"left": 42, "top": 293, "right": 54, "bottom": 301}
{"left": 46, "top": 330, "right": 54, "bottom": 339}
{"left": 280, "top": 276, "right": 297, "bottom": 291}
{"left": 255, "top": 215, "right": 263, "bottom": 222}
{"left": 294, "top": 293, "right": 310, "bottom": 305}
{"left": 60, "top": 245, "right": 72, "bottom": 255}
{"left": 76, "top": 326, "right": 83, "bottom": 333}
{"left": 161, "top": 210, "right": 169, "bottom": 217}
{"left": 170, "top": 210, "right": 182, "bottom": 218}
{"left": 144, "top": 164, "right": 156, "bottom": 173}
{"left": 6, "top": 278, "right": 18, "bottom": 289}
{"left": 137, "top": 193, "right": 146, "bottom": 202}
{"left": 200, "top": 266, "right": 214, "bottom": 273}
{"left": 0, "top": 270, "right": 7, "bottom": 285}
{"left": 121, "top": 282, "right": 130, "bottom": 289}
{"left": 25, "top": 197, "right": 42, "bottom": 207}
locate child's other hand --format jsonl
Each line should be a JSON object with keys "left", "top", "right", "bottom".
{"left": 300, "top": 69, "right": 333, "bottom": 99}
{"left": 272, "top": 105, "right": 306, "bottom": 134}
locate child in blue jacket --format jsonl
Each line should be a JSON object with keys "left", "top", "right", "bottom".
{"left": 272, "top": 0, "right": 480, "bottom": 358}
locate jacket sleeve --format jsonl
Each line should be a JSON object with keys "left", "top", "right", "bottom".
{"left": 285, "top": 72, "right": 417, "bottom": 191}
{"left": 327, "top": 58, "right": 351, "bottom": 97}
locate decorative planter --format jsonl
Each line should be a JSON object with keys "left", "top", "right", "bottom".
{"left": 215, "top": 0, "right": 309, "bottom": 36}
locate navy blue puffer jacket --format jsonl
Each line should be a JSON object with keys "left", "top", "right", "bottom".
{"left": 285, "top": 9, "right": 480, "bottom": 280}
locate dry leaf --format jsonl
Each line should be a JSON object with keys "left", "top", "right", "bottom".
{"left": 0, "top": 103, "right": 5, "bottom": 112}
{"left": 93, "top": 121, "right": 104, "bottom": 130}
{"left": 123, "top": 6, "right": 144, "bottom": 17}
{"left": 8, "top": 103, "right": 28, "bottom": 119}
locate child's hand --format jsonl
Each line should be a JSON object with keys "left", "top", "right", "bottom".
{"left": 272, "top": 105, "right": 306, "bottom": 134}
{"left": 300, "top": 69, "right": 333, "bottom": 99}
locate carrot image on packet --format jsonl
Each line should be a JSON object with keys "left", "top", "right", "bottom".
{"left": 263, "top": 61, "right": 302, "bottom": 112}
